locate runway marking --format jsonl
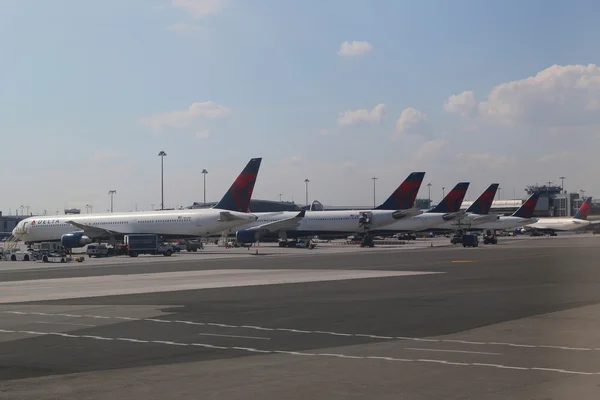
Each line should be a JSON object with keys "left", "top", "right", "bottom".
{"left": 4, "top": 310, "right": 599, "bottom": 353}
{"left": 0, "top": 328, "right": 597, "bottom": 376}
{"left": 197, "top": 332, "right": 270, "bottom": 340}
{"left": 405, "top": 347, "right": 501, "bottom": 355}
{"left": 452, "top": 260, "right": 474, "bottom": 263}
{"left": 31, "top": 321, "right": 97, "bottom": 327}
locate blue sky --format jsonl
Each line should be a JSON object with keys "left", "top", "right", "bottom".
{"left": 2, "top": 0, "right": 600, "bottom": 214}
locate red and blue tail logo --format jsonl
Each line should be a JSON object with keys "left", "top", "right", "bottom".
{"left": 574, "top": 197, "right": 592, "bottom": 220}
{"left": 429, "top": 182, "right": 470, "bottom": 213}
{"left": 214, "top": 158, "right": 262, "bottom": 212}
{"left": 512, "top": 192, "right": 539, "bottom": 218}
{"left": 375, "top": 172, "right": 425, "bottom": 210}
{"left": 465, "top": 183, "right": 499, "bottom": 215}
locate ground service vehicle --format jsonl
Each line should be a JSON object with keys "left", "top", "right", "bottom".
{"left": 124, "top": 234, "right": 174, "bottom": 257}
{"left": 483, "top": 230, "right": 498, "bottom": 244}
{"left": 462, "top": 234, "right": 479, "bottom": 247}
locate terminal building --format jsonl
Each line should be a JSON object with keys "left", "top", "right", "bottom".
{"left": 0, "top": 212, "right": 28, "bottom": 239}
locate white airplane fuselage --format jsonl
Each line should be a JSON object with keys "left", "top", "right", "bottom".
{"left": 371, "top": 212, "right": 457, "bottom": 233}
{"left": 224, "top": 209, "right": 411, "bottom": 237}
{"left": 433, "top": 213, "right": 500, "bottom": 230}
{"left": 526, "top": 217, "right": 591, "bottom": 232}
{"left": 475, "top": 217, "right": 538, "bottom": 231}
{"left": 12, "top": 209, "right": 257, "bottom": 243}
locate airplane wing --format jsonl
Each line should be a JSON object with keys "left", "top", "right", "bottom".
{"left": 246, "top": 210, "right": 306, "bottom": 233}
{"left": 219, "top": 211, "right": 252, "bottom": 222}
{"left": 442, "top": 210, "right": 466, "bottom": 221}
{"left": 392, "top": 208, "right": 422, "bottom": 220}
{"left": 66, "top": 220, "right": 121, "bottom": 236}
{"left": 471, "top": 214, "right": 500, "bottom": 224}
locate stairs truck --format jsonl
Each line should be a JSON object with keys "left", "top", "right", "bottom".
{"left": 124, "top": 234, "right": 174, "bottom": 257}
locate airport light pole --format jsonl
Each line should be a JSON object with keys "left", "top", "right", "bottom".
{"left": 108, "top": 190, "right": 116, "bottom": 213}
{"left": 279, "top": 193, "right": 283, "bottom": 202}
{"left": 559, "top": 176, "right": 566, "bottom": 193}
{"left": 427, "top": 183, "right": 432, "bottom": 209}
{"left": 372, "top": 177, "right": 378, "bottom": 208}
{"left": 498, "top": 187, "right": 502, "bottom": 201}
{"left": 20, "top": 205, "right": 24, "bottom": 216}
{"left": 202, "top": 169, "right": 208, "bottom": 205}
{"left": 158, "top": 151, "right": 167, "bottom": 210}
{"left": 442, "top": 187, "right": 445, "bottom": 200}
{"left": 304, "top": 179, "right": 310, "bottom": 208}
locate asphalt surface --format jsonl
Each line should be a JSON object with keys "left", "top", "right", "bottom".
{"left": 1, "top": 235, "right": 600, "bottom": 399}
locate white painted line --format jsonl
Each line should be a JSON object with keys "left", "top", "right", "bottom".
{"left": 314, "top": 331, "right": 353, "bottom": 337}
{"left": 405, "top": 347, "right": 500, "bottom": 356}
{"left": 276, "top": 328, "right": 313, "bottom": 334}
{"left": 116, "top": 338, "right": 149, "bottom": 343}
{"left": 206, "top": 323, "right": 238, "bottom": 328}
{"left": 0, "top": 329, "right": 598, "bottom": 376}
{"left": 5, "top": 310, "right": 600, "bottom": 353}
{"left": 175, "top": 320, "right": 205, "bottom": 326}
{"left": 32, "top": 321, "right": 96, "bottom": 327}
{"left": 241, "top": 325, "right": 275, "bottom": 331}
{"left": 191, "top": 343, "right": 228, "bottom": 350}
{"left": 197, "top": 332, "right": 270, "bottom": 340}
{"left": 355, "top": 334, "right": 394, "bottom": 340}
{"left": 80, "top": 335, "right": 114, "bottom": 341}
{"left": 152, "top": 340, "right": 189, "bottom": 346}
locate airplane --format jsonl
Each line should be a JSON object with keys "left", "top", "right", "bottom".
{"left": 472, "top": 192, "right": 540, "bottom": 231}
{"left": 232, "top": 172, "right": 427, "bottom": 245}
{"left": 368, "top": 181, "right": 470, "bottom": 235}
{"left": 11, "top": 158, "right": 263, "bottom": 248}
{"left": 431, "top": 183, "right": 500, "bottom": 231}
{"left": 524, "top": 197, "right": 599, "bottom": 235}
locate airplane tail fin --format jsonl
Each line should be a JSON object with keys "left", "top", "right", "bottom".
{"left": 512, "top": 192, "right": 539, "bottom": 218}
{"left": 375, "top": 172, "right": 425, "bottom": 210}
{"left": 214, "top": 158, "right": 262, "bottom": 212}
{"left": 429, "top": 182, "right": 470, "bottom": 213}
{"left": 465, "top": 183, "right": 499, "bottom": 215}
{"left": 574, "top": 197, "right": 592, "bottom": 220}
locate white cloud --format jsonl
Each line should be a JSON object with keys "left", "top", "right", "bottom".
{"left": 195, "top": 130, "right": 210, "bottom": 139}
{"left": 172, "top": 0, "right": 227, "bottom": 18}
{"left": 394, "top": 107, "right": 428, "bottom": 137}
{"left": 338, "top": 103, "right": 385, "bottom": 126}
{"left": 88, "top": 150, "right": 125, "bottom": 163}
{"left": 445, "top": 64, "right": 600, "bottom": 127}
{"left": 167, "top": 22, "right": 202, "bottom": 33}
{"left": 443, "top": 90, "right": 477, "bottom": 117}
{"left": 337, "top": 41, "right": 373, "bottom": 57}
{"left": 138, "top": 101, "right": 232, "bottom": 131}
{"left": 455, "top": 152, "right": 512, "bottom": 170}
{"left": 537, "top": 151, "right": 576, "bottom": 164}
{"left": 415, "top": 139, "right": 446, "bottom": 161}
{"left": 282, "top": 155, "right": 303, "bottom": 165}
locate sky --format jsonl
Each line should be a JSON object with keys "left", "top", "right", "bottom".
{"left": 2, "top": 0, "right": 600, "bottom": 215}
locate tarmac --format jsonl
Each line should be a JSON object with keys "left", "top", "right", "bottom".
{"left": 1, "top": 234, "right": 599, "bottom": 399}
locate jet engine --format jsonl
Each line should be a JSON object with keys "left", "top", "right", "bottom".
{"left": 61, "top": 232, "right": 92, "bottom": 248}
{"left": 236, "top": 229, "right": 259, "bottom": 244}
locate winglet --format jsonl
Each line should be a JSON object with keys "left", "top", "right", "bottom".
{"left": 465, "top": 183, "right": 499, "bottom": 215}
{"left": 296, "top": 209, "right": 306, "bottom": 218}
{"left": 512, "top": 192, "right": 539, "bottom": 218}
{"left": 429, "top": 182, "right": 470, "bottom": 213}
{"left": 214, "top": 158, "right": 262, "bottom": 212}
{"left": 375, "top": 172, "right": 426, "bottom": 210}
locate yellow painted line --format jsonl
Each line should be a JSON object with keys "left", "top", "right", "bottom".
{"left": 452, "top": 260, "right": 475, "bottom": 263}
